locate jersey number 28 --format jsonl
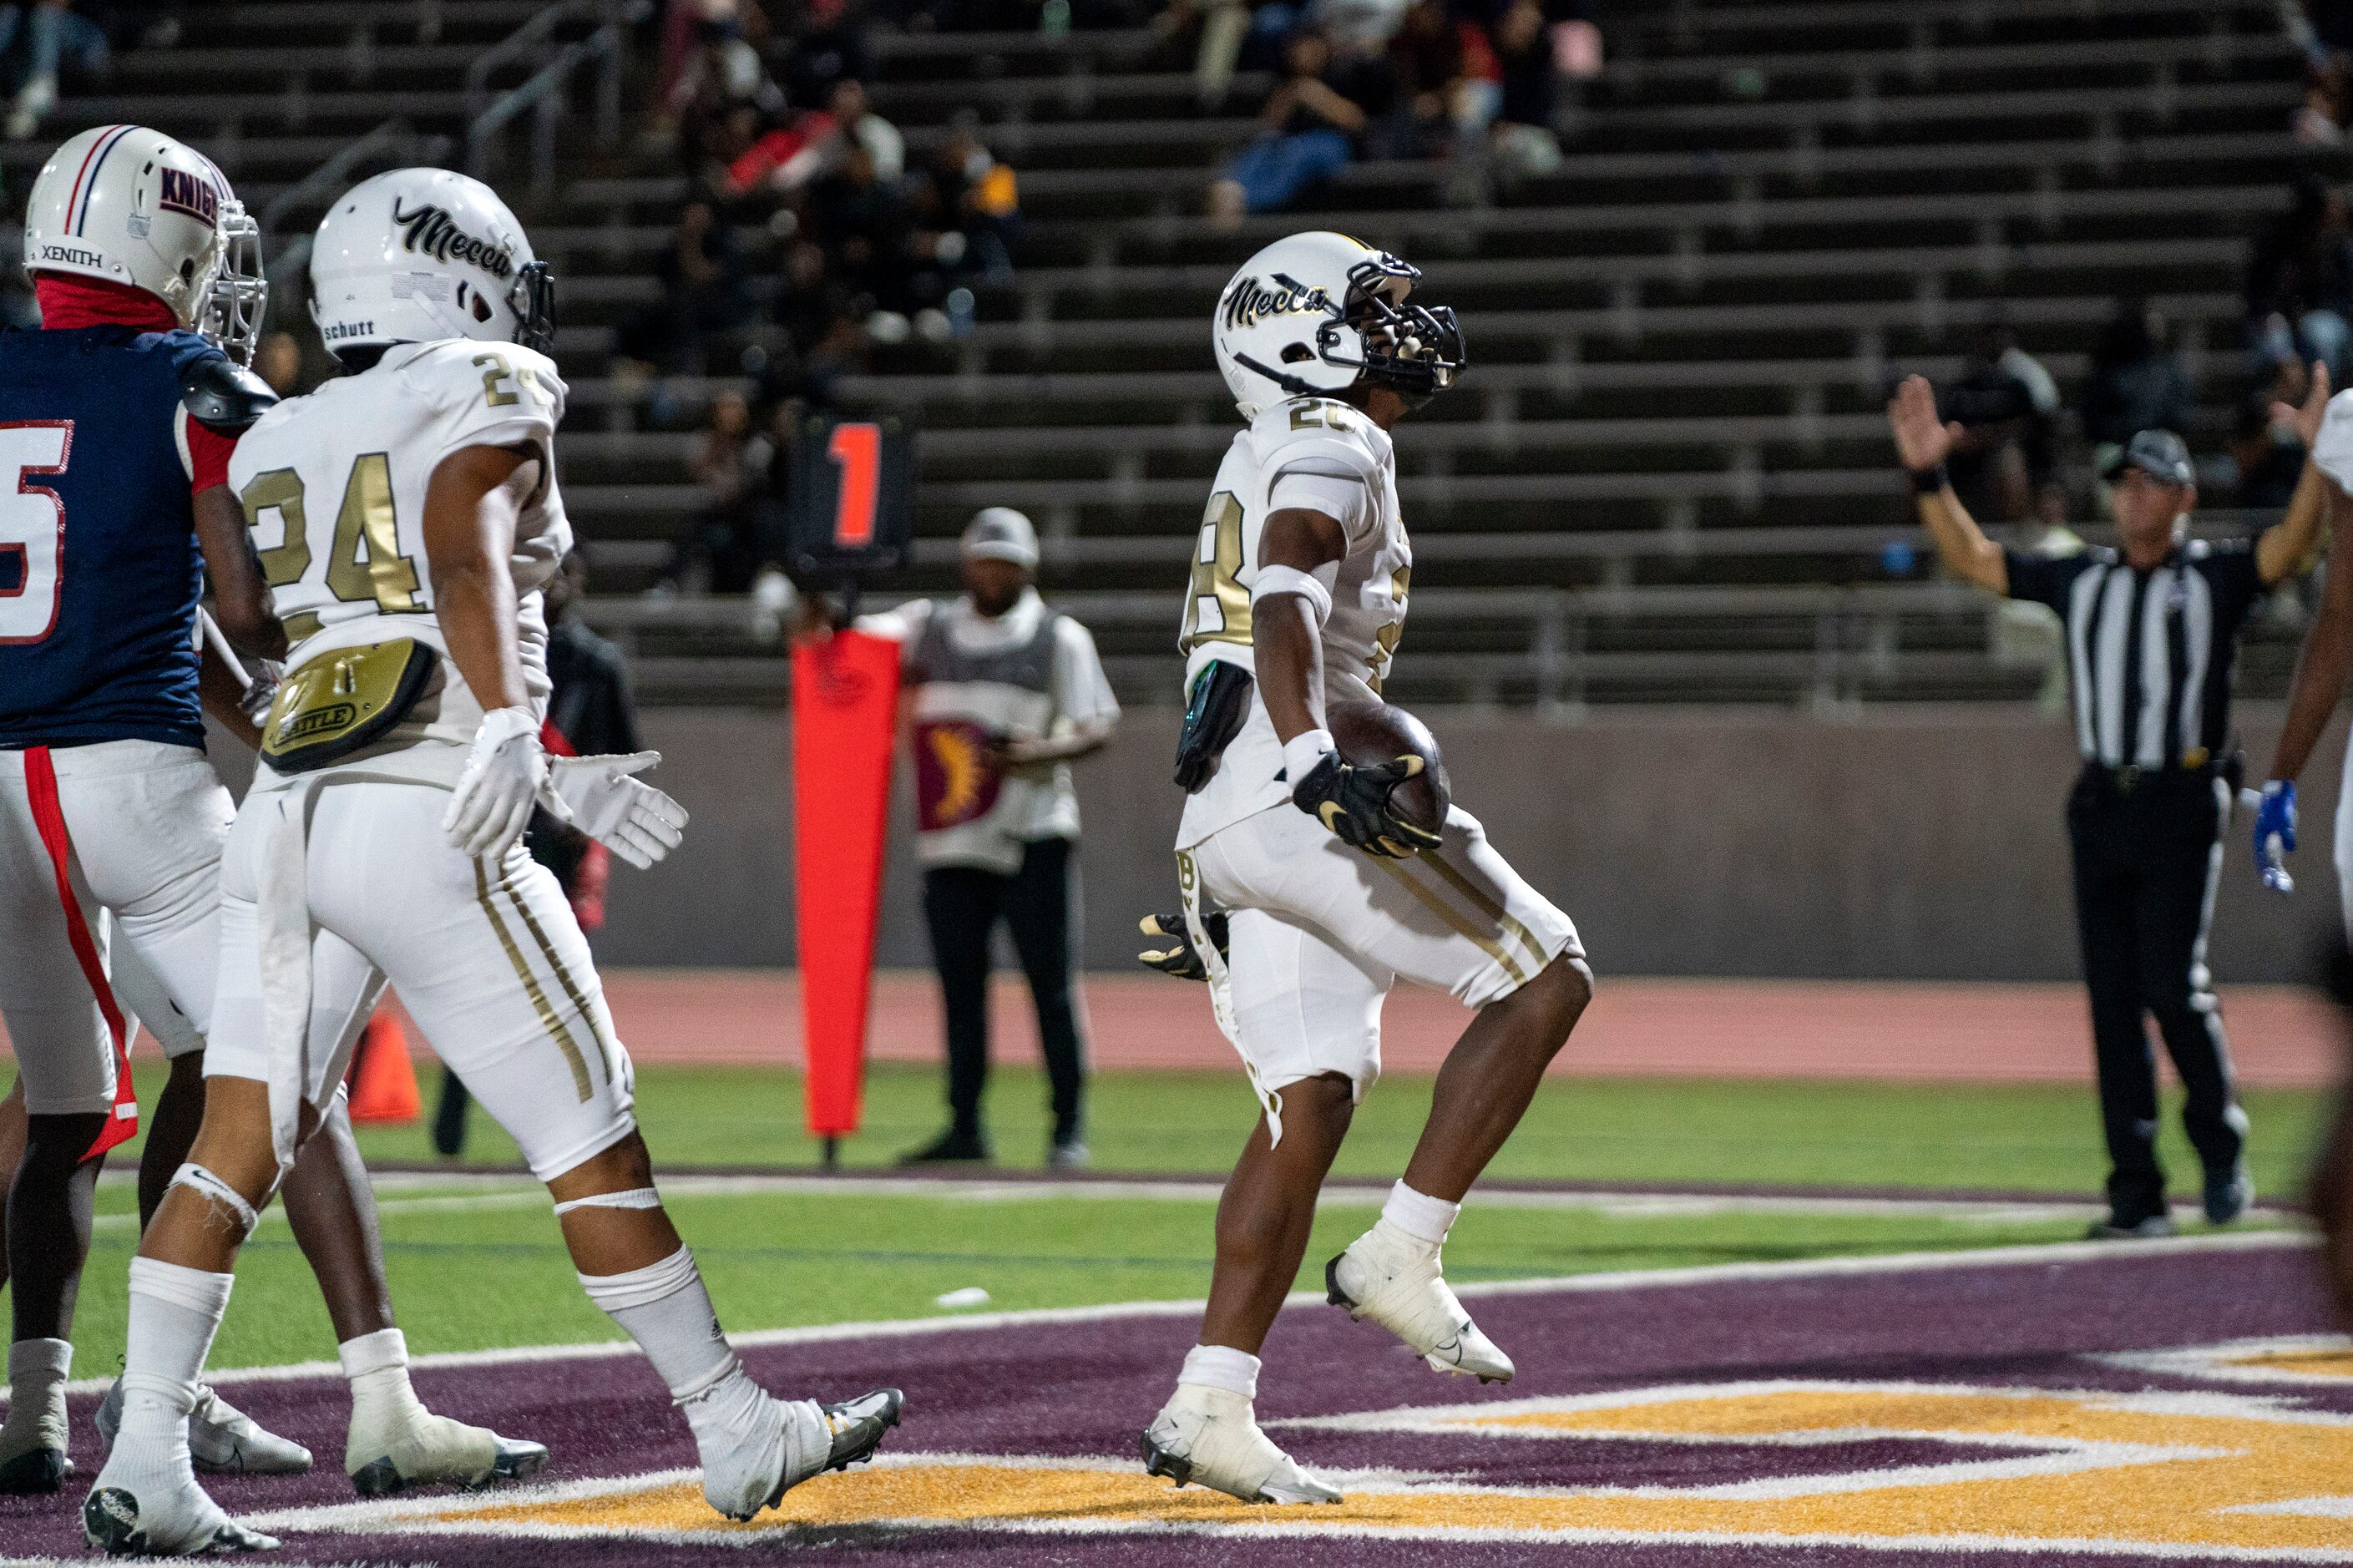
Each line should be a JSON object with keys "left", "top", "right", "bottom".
{"left": 0, "top": 422, "right": 73, "bottom": 645}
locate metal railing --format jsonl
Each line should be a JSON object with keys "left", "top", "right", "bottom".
{"left": 464, "top": 0, "right": 631, "bottom": 119}
{"left": 260, "top": 119, "right": 453, "bottom": 285}
{"left": 465, "top": 0, "right": 650, "bottom": 195}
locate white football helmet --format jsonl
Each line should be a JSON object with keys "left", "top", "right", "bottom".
{"left": 22, "top": 124, "right": 267, "bottom": 362}
{"left": 1212, "top": 230, "right": 1465, "bottom": 419}
{"left": 309, "top": 167, "right": 554, "bottom": 358}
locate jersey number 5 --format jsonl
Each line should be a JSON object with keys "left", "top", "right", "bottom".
{"left": 0, "top": 422, "right": 73, "bottom": 645}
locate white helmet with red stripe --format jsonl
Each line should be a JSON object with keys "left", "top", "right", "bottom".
{"left": 21, "top": 124, "right": 267, "bottom": 362}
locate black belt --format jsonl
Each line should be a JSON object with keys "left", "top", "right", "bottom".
{"left": 2078, "top": 753, "right": 2236, "bottom": 795}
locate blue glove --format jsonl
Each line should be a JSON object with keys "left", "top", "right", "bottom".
{"left": 2251, "top": 780, "right": 2298, "bottom": 894}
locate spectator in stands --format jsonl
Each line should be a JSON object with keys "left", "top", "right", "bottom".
{"left": 2247, "top": 170, "right": 2353, "bottom": 389}
{"left": 620, "top": 200, "right": 756, "bottom": 377}
{"left": 0, "top": 0, "right": 107, "bottom": 139}
{"left": 2228, "top": 391, "right": 2314, "bottom": 511}
{"left": 1388, "top": 0, "right": 1496, "bottom": 160}
{"left": 775, "top": 0, "right": 874, "bottom": 110}
{"left": 1206, "top": 27, "right": 1396, "bottom": 229}
{"left": 1487, "top": 0, "right": 1562, "bottom": 179}
{"left": 828, "top": 77, "right": 904, "bottom": 183}
{"left": 659, "top": 388, "right": 778, "bottom": 593}
{"left": 808, "top": 140, "right": 918, "bottom": 313}
{"left": 720, "top": 101, "right": 841, "bottom": 199}
{"left": 1937, "top": 323, "right": 2062, "bottom": 525}
{"left": 908, "top": 124, "right": 1020, "bottom": 291}
{"left": 2081, "top": 298, "right": 2197, "bottom": 457}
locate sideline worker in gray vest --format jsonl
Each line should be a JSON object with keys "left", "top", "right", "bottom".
{"left": 864, "top": 508, "right": 1121, "bottom": 1168}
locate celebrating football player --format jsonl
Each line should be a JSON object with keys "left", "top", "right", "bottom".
{"left": 1139, "top": 233, "right": 1592, "bottom": 1503}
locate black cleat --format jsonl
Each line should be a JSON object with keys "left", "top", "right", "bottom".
{"left": 1323, "top": 1254, "right": 1354, "bottom": 1310}
{"left": 1139, "top": 1428, "right": 1193, "bottom": 1486}
{"left": 898, "top": 1129, "right": 991, "bottom": 1166}
{"left": 0, "top": 1444, "right": 67, "bottom": 1494}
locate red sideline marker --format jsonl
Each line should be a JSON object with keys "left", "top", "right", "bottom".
{"left": 791, "top": 627, "right": 901, "bottom": 1156}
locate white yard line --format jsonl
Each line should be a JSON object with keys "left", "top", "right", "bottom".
{"left": 80, "top": 1171, "right": 2140, "bottom": 1234}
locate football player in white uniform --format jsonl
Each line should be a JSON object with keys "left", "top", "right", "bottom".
{"left": 0, "top": 127, "right": 534, "bottom": 1502}
{"left": 83, "top": 169, "right": 902, "bottom": 1557}
{"left": 1138, "top": 233, "right": 1593, "bottom": 1504}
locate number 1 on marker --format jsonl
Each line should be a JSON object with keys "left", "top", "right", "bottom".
{"left": 827, "top": 422, "right": 881, "bottom": 548}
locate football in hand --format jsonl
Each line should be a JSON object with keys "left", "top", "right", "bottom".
{"left": 1327, "top": 698, "right": 1450, "bottom": 839}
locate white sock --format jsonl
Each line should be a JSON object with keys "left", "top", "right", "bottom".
{"left": 340, "top": 1328, "right": 427, "bottom": 1432}
{"left": 1381, "top": 1181, "right": 1460, "bottom": 1247}
{"left": 108, "top": 1258, "right": 233, "bottom": 1490}
{"left": 1177, "top": 1343, "right": 1258, "bottom": 1400}
{"left": 0, "top": 1337, "right": 71, "bottom": 1455}
{"left": 578, "top": 1247, "right": 739, "bottom": 1404}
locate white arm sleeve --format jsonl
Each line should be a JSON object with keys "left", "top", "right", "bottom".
{"left": 1268, "top": 467, "right": 1376, "bottom": 541}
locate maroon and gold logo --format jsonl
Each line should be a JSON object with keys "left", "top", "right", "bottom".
{"left": 913, "top": 720, "right": 1004, "bottom": 832}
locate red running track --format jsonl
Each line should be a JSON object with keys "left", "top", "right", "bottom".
{"left": 584, "top": 970, "right": 2343, "bottom": 1087}
{"left": 7, "top": 971, "right": 2335, "bottom": 1087}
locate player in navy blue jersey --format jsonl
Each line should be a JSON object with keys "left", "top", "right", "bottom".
{"left": 0, "top": 130, "right": 544, "bottom": 1542}
{"left": 0, "top": 123, "right": 284, "bottom": 1500}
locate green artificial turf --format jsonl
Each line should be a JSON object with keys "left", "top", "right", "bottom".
{"left": 333, "top": 1060, "right": 2325, "bottom": 1200}
{"left": 40, "top": 1059, "right": 2315, "bottom": 1376}
{"left": 69, "top": 1176, "right": 2171, "bottom": 1373}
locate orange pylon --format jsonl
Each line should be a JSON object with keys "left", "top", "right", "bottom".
{"left": 347, "top": 1004, "right": 422, "bottom": 1125}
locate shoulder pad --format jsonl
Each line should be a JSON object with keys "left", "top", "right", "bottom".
{"left": 1252, "top": 398, "right": 1383, "bottom": 480}
{"left": 179, "top": 354, "right": 279, "bottom": 434}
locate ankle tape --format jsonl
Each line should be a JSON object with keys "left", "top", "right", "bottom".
{"left": 553, "top": 1186, "right": 660, "bottom": 1216}
{"left": 167, "top": 1162, "right": 258, "bottom": 1238}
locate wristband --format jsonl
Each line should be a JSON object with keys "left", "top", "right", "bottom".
{"left": 1283, "top": 728, "right": 1336, "bottom": 783}
{"left": 1910, "top": 463, "right": 1951, "bottom": 494}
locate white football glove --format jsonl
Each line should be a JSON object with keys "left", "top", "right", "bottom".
{"left": 442, "top": 706, "right": 547, "bottom": 862}
{"left": 238, "top": 660, "right": 282, "bottom": 728}
{"left": 544, "top": 751, "right": 689, "bottom": 870}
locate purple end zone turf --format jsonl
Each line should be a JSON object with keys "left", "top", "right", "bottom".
{"left": 0, "top": 1238, "right": 2335, "bottom": 1566}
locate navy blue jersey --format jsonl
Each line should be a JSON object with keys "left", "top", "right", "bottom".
{"left": 0, "top": 325, "right": 225, "bottom": 751}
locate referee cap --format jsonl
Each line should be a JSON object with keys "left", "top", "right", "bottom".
{"left": 961, "top": 507, "right": 1039, "bottom": 568}
{"left": 2103, "top": 428, "right": 2195, "bottom": 488}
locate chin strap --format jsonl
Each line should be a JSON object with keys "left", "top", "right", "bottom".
{"left": 1232, "top": 352, "right": 1330, "bottom": 402}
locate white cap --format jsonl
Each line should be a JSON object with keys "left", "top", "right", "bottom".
{"left": 962, "top": 507, "right": 1039, "bottom": 568}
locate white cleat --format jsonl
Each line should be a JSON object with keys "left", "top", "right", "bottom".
{"left": 347, "top": 1404, "right": 548, "bottom": 1498}
{"left": 1139, "top": 1384, "right": 1343, "bottom": 1505}
{"left": 82, "top": 1454, "right": 278, "bottom": 1556}
{"left": 1327, "top": 1221, "right": 1516, "bottom": 1384}
{"left": 99, "top": 1379, "right": 313, "bottom": 1476}
{"left": 691, "top": 1379, "right": 904, "bottom": 1521}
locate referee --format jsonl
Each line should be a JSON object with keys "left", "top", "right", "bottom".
{"left": 1888, "top": 374, "right": 2327, "bottom": 1237}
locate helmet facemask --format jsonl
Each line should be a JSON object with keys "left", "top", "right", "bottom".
{"left": 509, "top": 260, "right": 555, "bottom": 356}
{"left": 1318, "top": 260, "right": 1466, "bottom": 409}
{"left": 198, "top": 200, "right": 268, "bottom": 366}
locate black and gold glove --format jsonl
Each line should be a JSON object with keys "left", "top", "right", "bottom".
{"left": 1138, "top": 911, "right": 1228, "bottom": 980}
{"left": 1290, "top": 752, "right": 1443, "bottom": 858}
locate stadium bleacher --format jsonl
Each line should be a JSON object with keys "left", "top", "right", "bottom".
{"left": 26, "top": 0, "right": 2325, "bottom": 707}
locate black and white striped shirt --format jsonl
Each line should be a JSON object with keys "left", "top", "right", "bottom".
{"left": 2004, "top": 540, "right": 2262, "bottom": 770}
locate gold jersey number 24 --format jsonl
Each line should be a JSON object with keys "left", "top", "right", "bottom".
{"left": 240, "top": 451, "right": 422, "bottom": 644}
